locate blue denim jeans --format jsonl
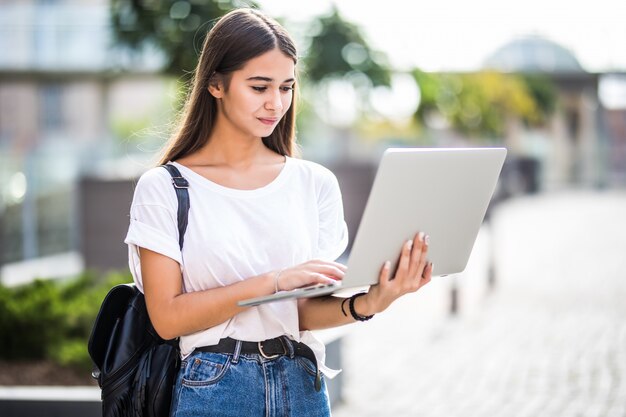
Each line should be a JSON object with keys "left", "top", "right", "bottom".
{"left": 169, "top": 341, "right": 331, "bottom": 417}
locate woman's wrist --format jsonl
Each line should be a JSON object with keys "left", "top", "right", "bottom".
{"left": 354, "top": 293, "right": 378, "bottom": 317}
{"left": 258, "top": 271, "right": 278, "bottom": 296}
{"left": 273, "top": 269, "right": 285, "bottom": 293}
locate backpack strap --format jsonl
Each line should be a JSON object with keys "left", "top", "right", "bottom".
{"left": 161, "top": 164, "right": 190, "bottom": 250}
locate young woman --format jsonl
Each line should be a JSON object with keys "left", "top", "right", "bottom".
{"left": 124, "top": 8, "right": 433, "bottom": 417}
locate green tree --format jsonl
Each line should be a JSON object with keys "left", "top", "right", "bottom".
{"left": 303, "top": 7, "right": 390, "bottom": 87}
{"left": 412, "top": 69, "right": 442, "bottom": 123}
{"left": 519, "top": 74, "right": 558, "bottom": 125}
{"left": 298, "top": 7, "right": 392, "bottom": 133}
{"left": 110, "top": 0, "right": 256, "bottom": 75}
{"left": 412, "top": 70, "right": 556, "bottom": 138}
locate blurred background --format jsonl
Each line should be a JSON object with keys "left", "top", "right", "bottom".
{"left": 0, "top": 1, "right": 625, "bottom": 416}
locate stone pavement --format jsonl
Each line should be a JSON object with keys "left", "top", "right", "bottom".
{"left": 331, "top": 191, "right": 626, "bottom": 417}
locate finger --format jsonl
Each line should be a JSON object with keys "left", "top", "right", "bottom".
{"left": 420, "top": 263, "right": 433, "bottom": 286}
{"left": 395, "top": 239, "right": 413, "bottom": 280}
{"left": 416, "top": 235, "right": 429, "bottom": 277}
{"left": 310, "top": 273, "right": 338, "bottom": 286}
{"left": 311, "top": 259, "right": 348, "bottom": 272}
{"left": 409, "top": 232, "right": 425, "bottom": 276}
{"left": 329, "top": 261, "right": 348, "bottom": 272}
{"left": 378, "top": 260, "right": 391, "bottom": 287}
{"left": 315, "top": 265, "right": 346, "bottom": 280}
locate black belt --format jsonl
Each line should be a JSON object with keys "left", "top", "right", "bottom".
{"left": 195, "top": 337, "right": 322, "bottom": 391}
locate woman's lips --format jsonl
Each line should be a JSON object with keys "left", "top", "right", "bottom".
{"left": 258, "top": 117, "right": 278, "bottom": 125}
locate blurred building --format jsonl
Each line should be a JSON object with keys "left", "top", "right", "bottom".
{"left": 1, "top": 5, "right": 625, "bottom": 284}
{"left": 0, "top": 0, "right": 169, "bottom": 284}
{"left": 483, "top": 35, "right": 626, "bottom": 189}
{"left": 600, "top": 74, "right": 626, "bottom": 185}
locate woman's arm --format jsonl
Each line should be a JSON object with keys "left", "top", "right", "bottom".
{"left": 297, "top": 295, "right": 368, "bottom": 330}
{"left": 140, "top": 247, "right": 273, "bottom": 340}
{"left": 140, "top": 248, "right": 347, "bottom": 340}
{"left": 298, "top": 231, "right": 433, "bottom": 331}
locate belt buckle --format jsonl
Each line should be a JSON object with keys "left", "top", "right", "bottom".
{"left": 258, "top": 338, "right": 285, "bottom": 359}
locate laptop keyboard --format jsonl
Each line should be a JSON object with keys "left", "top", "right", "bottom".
{"left": 301, "top": 282, "right": 341, "bottom": 292}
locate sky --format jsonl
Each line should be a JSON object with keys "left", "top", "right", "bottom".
{"left": 258, "top": 0, "right": 626, "bottom": 73}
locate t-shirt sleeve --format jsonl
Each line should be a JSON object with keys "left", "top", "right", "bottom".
{"left": 124, "top": 168, "right": 182, "bottom": 290}
{"left": 316, "top": 169, "right": 349, "bottom": 261}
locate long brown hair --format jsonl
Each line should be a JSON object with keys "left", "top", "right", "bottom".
{"left": 158, "top": 8, "right": 299, "bottom": 165}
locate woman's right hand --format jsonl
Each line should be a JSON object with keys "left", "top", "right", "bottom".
{"left": 275, "top": 260, "right": 347, "bottom": 291}
{"left": 358, "top": 231, "right": 433, "bottom": 315}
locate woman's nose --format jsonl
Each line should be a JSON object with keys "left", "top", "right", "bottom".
{"left": 265, "top": 90, "right": 283, "bottom": 111}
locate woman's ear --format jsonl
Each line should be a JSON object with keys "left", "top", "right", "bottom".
{"left": 207, "top": 72, "right": 224, "bottom": 98}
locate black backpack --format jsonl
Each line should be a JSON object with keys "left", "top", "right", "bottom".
{"left": 88, "top": 164, "right": 190, "bottom": 417}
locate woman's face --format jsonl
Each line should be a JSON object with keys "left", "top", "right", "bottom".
{"left": 213, "top": 48, "right": 295, "bottom": 139}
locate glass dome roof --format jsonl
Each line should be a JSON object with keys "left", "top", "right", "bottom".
{"left": 484, "top": 35, "right": 584, "bottom": 73}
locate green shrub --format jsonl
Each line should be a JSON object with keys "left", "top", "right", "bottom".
{"left": 49, "top": 338, "right": 93, "bottom": 370}
{"left": 0, "top": 279, "right": 65, "bottom": 359}
{"left": 0, "top": 270, "right": 131, "bottom": 370}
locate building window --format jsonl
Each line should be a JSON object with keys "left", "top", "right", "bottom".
{"left": 39, "top": 83, "right": 64, "bottom": 132}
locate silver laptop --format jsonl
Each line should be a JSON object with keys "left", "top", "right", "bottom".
{"left": 238, "top": 147, "right": 507, "bottom": 307}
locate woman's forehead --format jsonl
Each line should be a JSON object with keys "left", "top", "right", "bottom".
{"left": 237, "top": 49, "right": 295, "bottom": 81}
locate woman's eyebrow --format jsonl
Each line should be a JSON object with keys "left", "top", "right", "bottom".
{"left": 246, "top": 76, "right": 295, "bottom": 83}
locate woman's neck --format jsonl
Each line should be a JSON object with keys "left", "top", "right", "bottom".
{"left": 193, "top": 120, "right": 272, "bottom": 169}
{"left": 199, "top": 137, "right": 265, "bottom": 168}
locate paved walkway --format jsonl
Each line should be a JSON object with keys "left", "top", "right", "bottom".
{"left": 332, "top": 191, "right": 626, "bottom": 417}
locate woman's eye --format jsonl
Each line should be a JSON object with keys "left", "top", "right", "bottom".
{"left": 251, "top": 86, "right": 293, "bottom": 93}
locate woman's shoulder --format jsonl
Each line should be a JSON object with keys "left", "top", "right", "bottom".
{"left": 288, "top": 157, "right": 342, "bottom": 203}
{"left": 132, "top": 165, "right": 177, "bottom": 206}
{"left": 289, "top": 157, "right": 338, "bottom": 184}
{"left": 136, "top": 165, "right": 173, "bottom": 188}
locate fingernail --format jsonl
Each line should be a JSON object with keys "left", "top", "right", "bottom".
{"left": 384, "top": 261, "right": 390, "bottom": 269}
{"left": 407, "top": 240, "right": 413, "bottom": 250}
{"left": 425, "top": 234, "right": 430, "bottom": 245}
{"left": 418, "top": 232, "right": 425, "bottom": 242}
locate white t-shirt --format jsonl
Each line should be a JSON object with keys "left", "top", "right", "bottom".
{"left": 124, "top": 156, "right": 349, "bottom": 377}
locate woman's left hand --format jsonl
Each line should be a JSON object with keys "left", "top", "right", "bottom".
{"left": 361, "top": 231, "right": 433, "bottom": 315}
